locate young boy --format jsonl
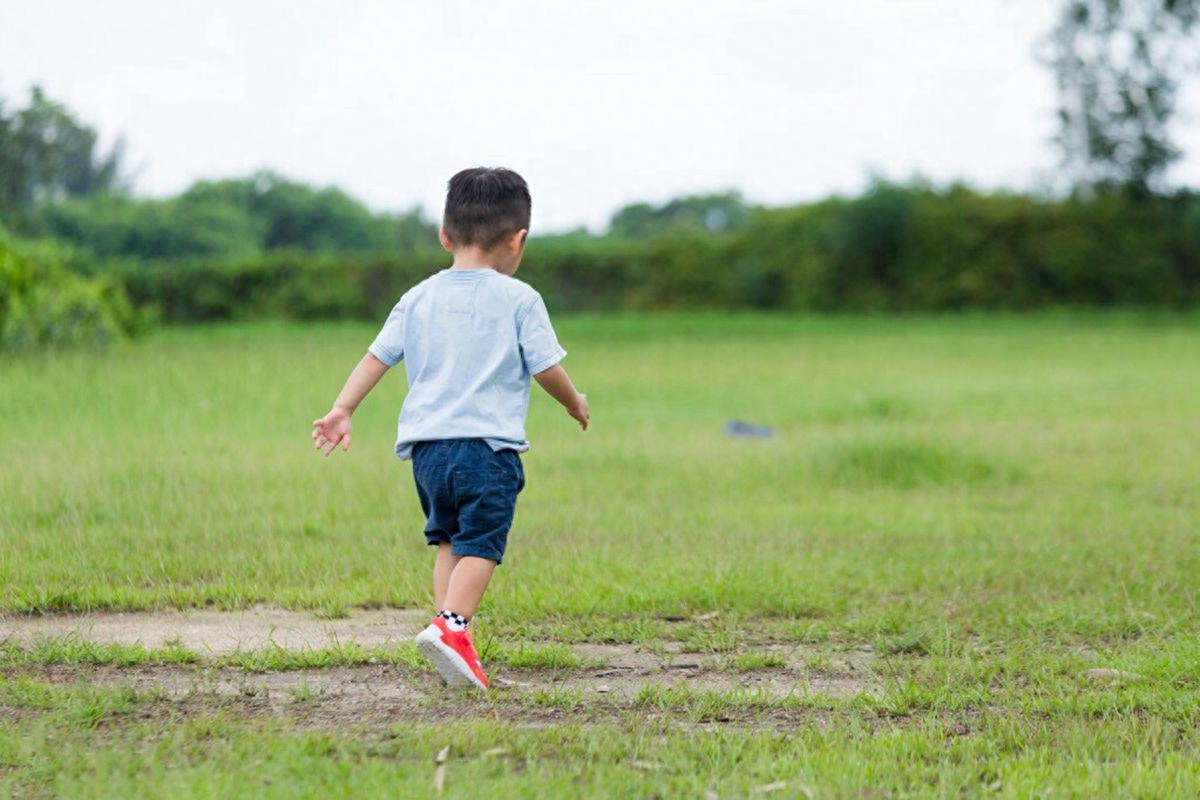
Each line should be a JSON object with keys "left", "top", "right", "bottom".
{"left": 311, "top": 167, "right": 588, "bottom": 690}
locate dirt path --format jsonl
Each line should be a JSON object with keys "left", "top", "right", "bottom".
{"left": 21, "top": 659, "right": 874, "bottom": 731}
{"left": 2, "top": 608, "right": 880, "bottom": 728}
{"left": 0, "top": 605, "right": 429, "bottom": 653}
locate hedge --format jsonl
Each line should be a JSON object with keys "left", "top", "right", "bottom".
{"left": 0, "top": 235, "right": 141, "bottom": 350}
{"left": 77, "top": 185, "right": 1200, "bottom": 323}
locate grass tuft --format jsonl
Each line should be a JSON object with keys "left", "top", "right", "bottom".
{"left": 815, "top": 437, "right": 1018, "bottom": 489}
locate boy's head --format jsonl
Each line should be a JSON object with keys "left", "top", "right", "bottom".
{"left": 440, "top": 167, "right": 531, "bottom": 274}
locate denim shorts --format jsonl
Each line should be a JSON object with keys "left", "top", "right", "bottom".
{"left": 411, "top": 439, "right": 525, "bottom": 564}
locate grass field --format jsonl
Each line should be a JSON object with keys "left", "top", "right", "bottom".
{"left": 2, "top": 312, "right": 1199, "bottom": 797}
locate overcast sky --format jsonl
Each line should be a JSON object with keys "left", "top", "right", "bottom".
{"left": 3, "top": 1, "right": 1199, "bottom": 232}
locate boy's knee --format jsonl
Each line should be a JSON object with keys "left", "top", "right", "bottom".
{"left": 450, "top": 544, "right": 505, "bottom": 565}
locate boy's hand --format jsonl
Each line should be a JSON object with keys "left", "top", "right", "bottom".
{"left": 312, "top": 408, "right": 353, "bottom": 456}
{"left": 533, "top": 364, "right": 589, "bottom": 432}
{"left": 312, "top": 352, "right": 390, "bottom": 457}
{"left": 568, "top": 393, "right": 589, "bottom": 431}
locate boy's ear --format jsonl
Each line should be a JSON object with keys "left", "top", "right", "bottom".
{"left": 510, "top": 228, "right": 528, "bottom": 253}
{"left": 438, "top": 227, "right": 453, "bottom": 252}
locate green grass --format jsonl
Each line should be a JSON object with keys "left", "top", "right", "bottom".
{"left": 4, "top": 311, "right": 1196, "bottom": 643}
{"left": 2, "top": 311, "right": 1199, "bottom": 795}
{"left": 0, "top": 674, "right": 1196, "bottom": 798}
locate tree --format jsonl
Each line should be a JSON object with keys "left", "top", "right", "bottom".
{"left": 0, "top": 98, "right": 19, "bottom": 220}
{"left": 180, "top": 171, "right": 425, "bottom": 252}
{"left": 608, "top": 192, "right": 748, "bottom": 238}
{"left": 0, "top": 86, "right": 125, "bottom": 219}
{"left": 1044, "top": 0, "right": 1200, "bottom": 197}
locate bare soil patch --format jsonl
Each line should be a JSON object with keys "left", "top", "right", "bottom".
{"left": 0, "top": 605, "right": 428, "bottom": 653}
{"left": 20, "top": 661, "right": 876, "bottom": 731}
{"left": 2, "top": 608, "right": 881, "bottom": 728}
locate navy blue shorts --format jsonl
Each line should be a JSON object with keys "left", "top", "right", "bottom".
{"left": 411, "top": 439, "right": 525, "bottom": 564}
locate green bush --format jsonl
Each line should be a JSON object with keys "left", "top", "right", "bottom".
{"left": 52, "top": 184, "right": 1200, "bottom": 323}
{"left": 106, "top": 250, "right": 437, "bottom": 323}
{"left": 0, "top": 236, "right": 141, "bottom": 351}
{"left": 20, "top": 173, "right": 437, "bottom": 261}
{"left": 893, "top": 189, "right": 1196, "bottom": 309}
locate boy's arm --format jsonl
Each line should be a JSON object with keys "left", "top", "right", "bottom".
{"left": 312, "top": 352, "right": 391, "bottom": 455}
{"left": 533, "top": 363, "right": 589, "bottom": 431}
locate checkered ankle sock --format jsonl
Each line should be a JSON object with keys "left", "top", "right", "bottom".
{"left": 437, "top": 610, "right": 469, "bottom": 631}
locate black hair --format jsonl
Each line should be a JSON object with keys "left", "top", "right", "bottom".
{"left": 442, "top": 167, "right": 532, "bottom": 250}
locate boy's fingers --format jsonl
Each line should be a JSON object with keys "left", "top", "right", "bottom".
{"left": 342, "top": 433, "right": 351, "bottom": 451}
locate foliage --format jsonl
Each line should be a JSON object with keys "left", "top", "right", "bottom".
{"left": 178, "top": 171, "right": 432, "bottom": 253}
{"left": 1043, "top": 0, "right": 1200, "bottom": 195}
{"left": 0, "top": 86, "right": 125, "bottom": 220}
{"left": 82, "top": 181, "right": 1200, "bottom": 322}
{"left": 4, "top": 83, "right": 1196, "bottom": 316}
{"left": 104, "top": 249, "right": 439, "bottom": 323}
{"left": 26, "top": 193, "right": 265, "bottom": 260}
{"left": 0, "top": 235, "right": 139, "bottom": 351}
{"left": 23, "top": 171, "right": 436, "bottom": 260}
{"left": 736, "top": 182, "right": 1199, "bottom": 309}
{"left": 608, "top": 191, "right": 749, "bottom": 238}
{"left": 3, "top": 85, "right": 1196, "bottom": 315}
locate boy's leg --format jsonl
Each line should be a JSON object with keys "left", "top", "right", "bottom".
{"left": 442, "top": 556, "right": 497, "bottom": 620}
{"left": 415, "top": 553, "right": 495, "bottom": 691}
{"left": 436, "top": 444, "right": 520, "bottom": 621}
{"left": 414, "top": 442, "right": 517, "bottom": 690}
{"left": 433, "top": 542, "right": 460, "bottom": 611}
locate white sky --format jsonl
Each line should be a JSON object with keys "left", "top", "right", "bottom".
{"left": 2, "top": 0, "right": 1199, "bottom": 232}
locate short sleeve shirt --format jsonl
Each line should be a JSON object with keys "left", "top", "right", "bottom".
{"left": 368, "top": 268, "right": 567, "bottom": 459}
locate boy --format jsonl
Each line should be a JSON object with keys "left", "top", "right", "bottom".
{"left": 311, "top": 167, "right": 588, "bottom": 690}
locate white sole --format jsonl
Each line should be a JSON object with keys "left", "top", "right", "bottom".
{"left": 414, "top": 625, "right": 488, "bottom": 691}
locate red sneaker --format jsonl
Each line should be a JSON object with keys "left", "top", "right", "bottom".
{"left": 414, "top": 617, "right": 489, "bottom": 690}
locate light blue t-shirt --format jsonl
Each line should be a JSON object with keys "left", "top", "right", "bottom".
{"left": 367, "top": 268, "right": 567, "bottom": 460}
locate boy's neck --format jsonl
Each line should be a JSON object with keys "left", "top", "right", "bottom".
{"left": 450, "top": 245, "right": 500, "bottom": 271}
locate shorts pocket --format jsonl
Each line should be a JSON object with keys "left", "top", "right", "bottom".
{"left": 492, "top": 449, "right": 524, "bottom": 493}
